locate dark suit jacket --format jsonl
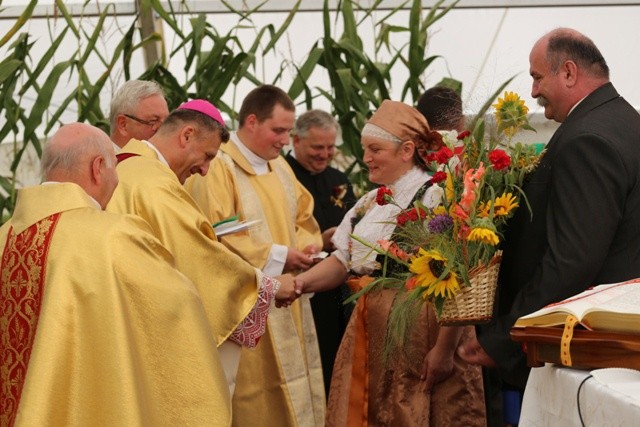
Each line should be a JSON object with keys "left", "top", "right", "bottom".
{"left": 285, "top": 153, "right": 357, "bottom": 231}
{"left": 478, "top": 83, "right": 640, "bottom": 388}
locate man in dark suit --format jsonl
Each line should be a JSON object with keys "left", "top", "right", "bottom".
{"left": 285, "top": 109, "right": 357, "bottom": 394}
{"left": 459, "top": 28, "right": 640, "bottom": 390}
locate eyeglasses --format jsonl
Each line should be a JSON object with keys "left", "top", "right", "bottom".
{"left": 123, "top": 114, "right": 162, "bottom": 129}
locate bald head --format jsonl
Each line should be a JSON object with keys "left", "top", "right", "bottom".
{"left": 42, "top": 123, "right": 119, "bottom": 208}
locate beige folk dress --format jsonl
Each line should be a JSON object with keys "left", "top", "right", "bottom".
{"left": 327, "top": 166, "right": 486, "bottom": 426}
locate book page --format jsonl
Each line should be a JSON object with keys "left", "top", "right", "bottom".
{"left": 517, "top": 290, "right": 596, "bottom": 322}
{"left": 581, "top": 282, "right": 640, "bottom": 332}
{"left": 579, "top": 282, "right": 640, "bottom": 315}
{"left": 515, "top": 280, "right": 640, "bottom": 328}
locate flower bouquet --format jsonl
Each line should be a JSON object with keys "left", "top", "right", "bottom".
{"left": 351, "top": 92, "right": 544, "bottom": 329}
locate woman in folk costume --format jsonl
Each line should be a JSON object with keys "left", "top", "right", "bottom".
{"left": 295, "top": 100, "right": 486, "bottom": 426}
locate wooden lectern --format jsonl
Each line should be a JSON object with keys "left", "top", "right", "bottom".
{"left": 511, "top": 326, "right": 640, "bottom": 370}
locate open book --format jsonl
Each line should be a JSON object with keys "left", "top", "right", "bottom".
{"left": 514, "top": 279, "right": 640, "bottom": 334}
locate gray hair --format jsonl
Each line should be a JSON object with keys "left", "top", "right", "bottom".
{"left": 41, "top": 127, "right": 114, "bottom": 181}
{"left": 109, "top": 80, "right": 165, "bottom": 131}
{"left": 293, "top": 109, "right": 341, "bottom": 138}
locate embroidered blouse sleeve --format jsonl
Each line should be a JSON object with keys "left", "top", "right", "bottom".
{"left": 331, "top": 190, "right": 378, "bottom": 268}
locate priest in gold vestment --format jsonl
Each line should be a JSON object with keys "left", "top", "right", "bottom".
{"left": 186, "top": 86, "right": 325, "bottom": 427}
{"left": 0, "top": 123, "right": 231, "bottom": 426}
{"left": 107, "top": 100, "right": 299, "bottom": 393}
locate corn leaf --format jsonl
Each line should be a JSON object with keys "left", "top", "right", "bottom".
{"left": 0, "top": 0, "right": 37, "bottom": 49}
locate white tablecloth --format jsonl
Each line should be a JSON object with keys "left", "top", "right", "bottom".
{"left": 520, "top": 364, "right": 640, "bottom": 426}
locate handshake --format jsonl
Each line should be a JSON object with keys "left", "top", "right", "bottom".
{"left": 274, "top": 273, "right": 305, "bottom": 308}
{"left": 274, "top": 246, "right": 328, "bottom": 308}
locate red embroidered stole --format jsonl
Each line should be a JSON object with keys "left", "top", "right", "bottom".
{"left": 1, "top": 213, "right": 60, "bottom": 427}
{"left": 116, "top": 152, "right": 140, "bottom": 163}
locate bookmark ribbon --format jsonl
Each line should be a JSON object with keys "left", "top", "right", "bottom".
{"left": 560, "top": 314, "right": 580, "bottom": 366}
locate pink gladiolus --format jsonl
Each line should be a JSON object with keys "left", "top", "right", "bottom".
{"left": 377, "top": 239, "right": 409, "bottom": 262}
{"left": 405, "top": 276, "right": 418, "bottom": 291}
{"left": 458, "top": 224, "right": 471, "bottom": 240}
{"left": 377, "top": 240, "right": 392, "bottom": 251}
{"left": 453, "top": 203, "right": 469, "bottom": 221}
{"left": 459, "top": 163, "right": 485, "bottom": 211}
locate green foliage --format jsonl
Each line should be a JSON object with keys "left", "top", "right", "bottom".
{"left": 0, "top": 1, "right": 152, "bottom": 221}
{"left": 0, "top": 0, "right": 505, "bottom": 223}
{"left": 291, "top": 0, "right": 462, "bottom": 193}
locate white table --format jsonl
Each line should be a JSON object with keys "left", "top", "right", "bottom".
{"left": 519, "top": 364, "right": 640, "bottom": 426}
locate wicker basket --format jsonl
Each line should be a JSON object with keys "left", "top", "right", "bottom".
{"left": 436, "top": 251, "right": 502, "bottom": 326}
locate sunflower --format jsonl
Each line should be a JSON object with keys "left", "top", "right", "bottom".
{"left": 493, "top": 91, "right": 530, "bottom": 136}
{"left": 432, "top": 204, "right": 447, "bottom": 216}
{"left": 467, "top": 227, "right": 500, "bottom": 246}
{"left": 476, "top": 201, "right": 490, "bottom": 218}
{"left": 409, "top": 248, "right": 460, "bottom": 299}
{"left": 494, "top": 192, "right": 519, "bottom": 216}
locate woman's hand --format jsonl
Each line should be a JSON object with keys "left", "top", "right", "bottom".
{"left": 274, "top": 273, "right": 299, "bottom": 308}
{"left": 421, "top": 342, "right": 455, "bottom": 392}
{"left": 421, "top": 326, "right": 463, "bottom": 391}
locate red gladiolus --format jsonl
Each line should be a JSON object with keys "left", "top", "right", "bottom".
{"left": 396, "top": 211, "right": 409, "bottom": 226}
{"left": 378, "top": 240, "right": 410, "bottom": 262}
{"left": 376, "top": 186, "right": 393, "bottom": 205}
{"left": 397, "top": 207, "right": 427, "bottom": 226}
{"left": 434, "top": 147, "right": 454, "bottom": 164}
{"left": 457, "top": 130, "right": 471, "bottom": 140}
{"left": 431, "top": 171, "right": 447, "bottom": 184}
{"left": 410, "top": 207, "right": 427, "bottom": 221}
{"left": 405, "top": 276, "right": 418, "bottom": 291}
{"left": 489, "top": 149, "right": 511, "bottom": 170}
{"left": 424, "top": 152, "right": 437, "bottom": 163}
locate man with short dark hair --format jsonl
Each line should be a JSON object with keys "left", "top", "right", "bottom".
{"left": 187, "top": 86, "right": 325, "bottom": 427}
{"left": 1, "top": 123, "right": 232, "bottom": 425}
{"left": 459, "top": 28, "right": 640, "bottom": 390}
{"left": 416, "top": 86, "right": 464, "bottom": 131}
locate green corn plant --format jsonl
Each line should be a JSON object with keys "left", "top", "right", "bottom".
{"left": 0, "top": 0, "right": 159, "bottom": 222}
{"left": 0, "top": 0, "right": 40, "bottom": 222}
{"left": 138, "top": 1, "right": 302, "bottom": 120}
{"left": 289, "top": 0, "right": 459, "bottom": 193}
{"left": 0, "top": 0, "right": 511, "bottom": 223}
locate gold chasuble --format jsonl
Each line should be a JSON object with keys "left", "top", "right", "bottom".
{"left": 0, "top": 183, "right": 230, "bottom": 426}
{"left": 107, "top": 139, "right": 260, "bottom": 347}
{"left": 186, "top": 137, "right": 325, "bottom": 427}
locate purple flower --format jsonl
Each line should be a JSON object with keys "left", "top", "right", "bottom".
{"left": 428, "top": 214, "right": 453, "bottom": 234}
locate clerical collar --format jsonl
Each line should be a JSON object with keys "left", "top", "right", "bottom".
{"left": 231, "top": 132, "right": 270, "bottom": 175}
{"left": 140, "top": 139, "right": 170, "bottom": 168}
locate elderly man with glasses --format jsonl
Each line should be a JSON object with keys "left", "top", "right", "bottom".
{"left": 109, "top": 80, "right": 170, "bottom": 152}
